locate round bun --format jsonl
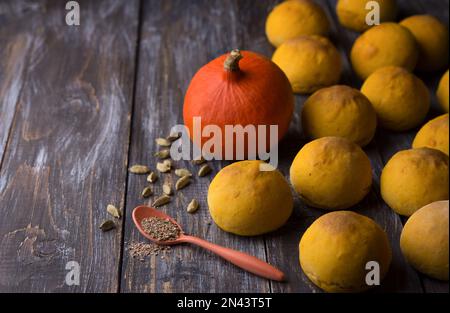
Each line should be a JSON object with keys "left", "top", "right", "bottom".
{"left": 266, "top": 0, "right": 330, "bottom": 47}
{"left": 400, "top": 200, "right": 449, "bottom": 280}
{"left": 300, "top": 211, "right": 392, "bottom": 292}
{"left": 351, "top": 23, "right": 418, "bottom": 79}
{"left": 208, "top": 160, "right": 293, "bottom": 236}
{"left": 290, "top": 137, "right": 372, "bottom": 210}
{"left": 302, "top": 85, "right": 377, "bottom": 146}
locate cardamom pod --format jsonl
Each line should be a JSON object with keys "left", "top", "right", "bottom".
{"left": 192, "top": 157, "right": 206, "bottom": 165}
{"left": 175, "top": 168, "right": 192, "bottom": 177}
{"left": 142, "top": 186, "right": 153, "bottom": 198}
{"left": 154, "top": 149, "right": 170, "bottom": 159}
{"left": 163, "top": 159, "right": 172, "bottom": 168}
{"left": 167, "top": 132, "right": 181, "bottom": 142}
{"left": 147, "top": 172, "right": 158, "bottom": 183}
{"left": 198, "top": 164, "right": 212, "bottom": 177}
{"left": 157, "top": 162, "right": 170, "bottom": 173}
{"left": 163, "top": 183, "right": 172, "bottom": 195}
{"left": 152, "top": 195, "right": 171, "bottom": 207}
{"left": 186, "top": 199, "right": 199, "bottom": 213}
{"left": 175, "top": 175, "right": 191, "bottom": 190}
{"left": 155, "top": 138, "right": 171, "bottom": 147}
{"left": 99, "top": 220, "right": 116, "bottom": 232}
{"left": 129, "top": 165, "right": 150, "bottom": 174}
{"left": 106, "top": 204, "right": 121, "bottom": 219}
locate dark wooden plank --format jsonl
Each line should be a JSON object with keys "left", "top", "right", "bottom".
{"left": 0, "top": 1, "right": 31, "bottom": 173}
{"left": 120, "top": 0, "right": 272, "bottom": 293}
{"left": 380, "top": 0, "right": 449, "bottom": 294}
{"left": 262, "top": 0, "right": 421, "bottom": 293}
{"left": 325, "top": 0, "right": 448, "bottom": 293}
{"left": 0, "top": 0, "right": 139, "bottom": 292}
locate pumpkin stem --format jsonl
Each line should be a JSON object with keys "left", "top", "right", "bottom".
{"left": 224, "top": 49, "right": 243, "bottom": 72}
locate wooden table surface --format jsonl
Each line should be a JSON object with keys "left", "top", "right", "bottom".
{"left": 0, "top": 0, "right": 448, "bottom": 293}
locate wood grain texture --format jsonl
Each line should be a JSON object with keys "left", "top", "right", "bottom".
{"left": 120, "top": 0, "right": 272, "bottom": 293}
{"left": 0, "top": 0, "right": 139, "bottom": 292}
{"left": 326, "top": 0, "right": 449, "bottom": 293}
{"left": 0, "top": 1, "right": 32, "bottom": 172}
{"left": 0, "top": 0, "right": 448, "bottom": 293}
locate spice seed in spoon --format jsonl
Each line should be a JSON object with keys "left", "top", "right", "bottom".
{"left": 198, "top": 164, "right": 212, "bottom": 177}
{"left": 186, "top": 199, "right": 199, "bottom": 213}
{"left": 147, "top": 172, "right": 158, "bottom": 183}
{"left": 154, "top": 149, "right": 170, "bottom": 159}
{"left": 175, "top": 168, "right": 192, "bottom": 177}
{"left": 175, "top": 175, "right": 191, "bottom": 190}
{"left": 142, "top": 186, "right": 153, "bottom": 198}
{"left": 129, "top": 165, "right": 150, "bottom": 174}
{"left": 152, "top": 195, "right": 171, "bottom": 207}
{"left": 141, "top": 216, "right": 180, "bottom": 241}
{"left": 155, "top": 138, "right": 171, "bottom": 147}
{"left": 163, "top": 183, "right": 172, "bottom": 195}
{"left": 107, "top": 204, "right": 121, "bottom": 219}
{"left": 99, "top": 220, "right": 116, "bottom": 232}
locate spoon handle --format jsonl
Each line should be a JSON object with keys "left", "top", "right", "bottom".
{"left": 180, "top": 235, "right": 285, "bottom": 281}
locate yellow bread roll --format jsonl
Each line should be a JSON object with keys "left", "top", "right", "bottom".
{"left": 361, "top": 66, "right": 430, "bottom": 131}
{"left": 336, "top": 0, "right": 397, "bottom": 32}
{"left": 302, "top": 85, "right": 377, "bottom": 146}
{"left": 437, "top": 70, "right": 449, "bottom": 112}
{"left": 400, "top": 15, "right": 449, "bottom": 72}
{"left": 272, "top": 36, "right": 342, "bottom": 94}
{"left": 412, "top": 114, "right": 449, "bottom": 155}
{"left": 381, "top": 148, "right": 449, "bottom": 216}
{"left": 351, "top": 23, "right": 418, "bottom": 79}
{"left": 265, "top": 0, "right": 330, "bottom": 47}
{"left": 299, "top": 211, "right": 392, "bottom": 292}
{"left": 208, "top": 160, "right": 293, "bottom": 236}
{"left": 400, "top": 200, "right": 449, "bottom": 281}
{"left": 290, "top": 137, "right": 372, "bottom": 210}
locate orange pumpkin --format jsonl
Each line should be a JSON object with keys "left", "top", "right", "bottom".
{"left": 183, "top": 50, "right": 294, "bottom": 159}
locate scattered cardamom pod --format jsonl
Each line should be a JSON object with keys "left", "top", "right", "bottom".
{"left": 152, "top": 195, "right": 171, "bottom": 207}
{"left": 129, "top": 165, "right": 150, "bottom": 174}
{"left": 192, "top": 157, "right": 206, "bottom": 165}
{"left": 167, "top": 132, "right": 181, "bottom": 142}
{"left": 154, "top": 149, "right": 170, "bottom": 159}
{"left": 198, "top": 164, "right": 212, "bottom": 177}
{"left": 142, "top": 186, "right": 153, "bottom": 198}
{"left": 186, "top": 199, "right": 199, "bottom": 213}
{"left": 163, "top": 159, "right": 172, "bottom": 168}
{"left": 147, "top": 172, "right": 158, "bottom": 183}
{"left": 155, "top": 138, "right": 171, "bottom": 147}
{"left": 106, "top": 204, "right": 121, "bottom": 219}
{"left": 175, "top": 168, "right": 192, "bottom": 177}
{"left": 175, "top": 175, "right": 191, "bottom": 190}
{"left": 163, "top": 183, "right": 172, "bottom": 195}
{"left": 99, "top": 220, "right": 116, "bottom": 232}
{"left": 156, "top": 162, "right": 171, "bottom": 173}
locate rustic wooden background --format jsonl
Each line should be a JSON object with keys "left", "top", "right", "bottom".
{"left": 0, "top": 0, "right": 448, "bottom": 293}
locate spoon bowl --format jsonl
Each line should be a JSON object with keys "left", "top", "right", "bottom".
{"left": 132, "top": 205, "right": 285, "bottom": 282}
{"left": 132, "top": 205, "right": 184, "bottom": 245}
